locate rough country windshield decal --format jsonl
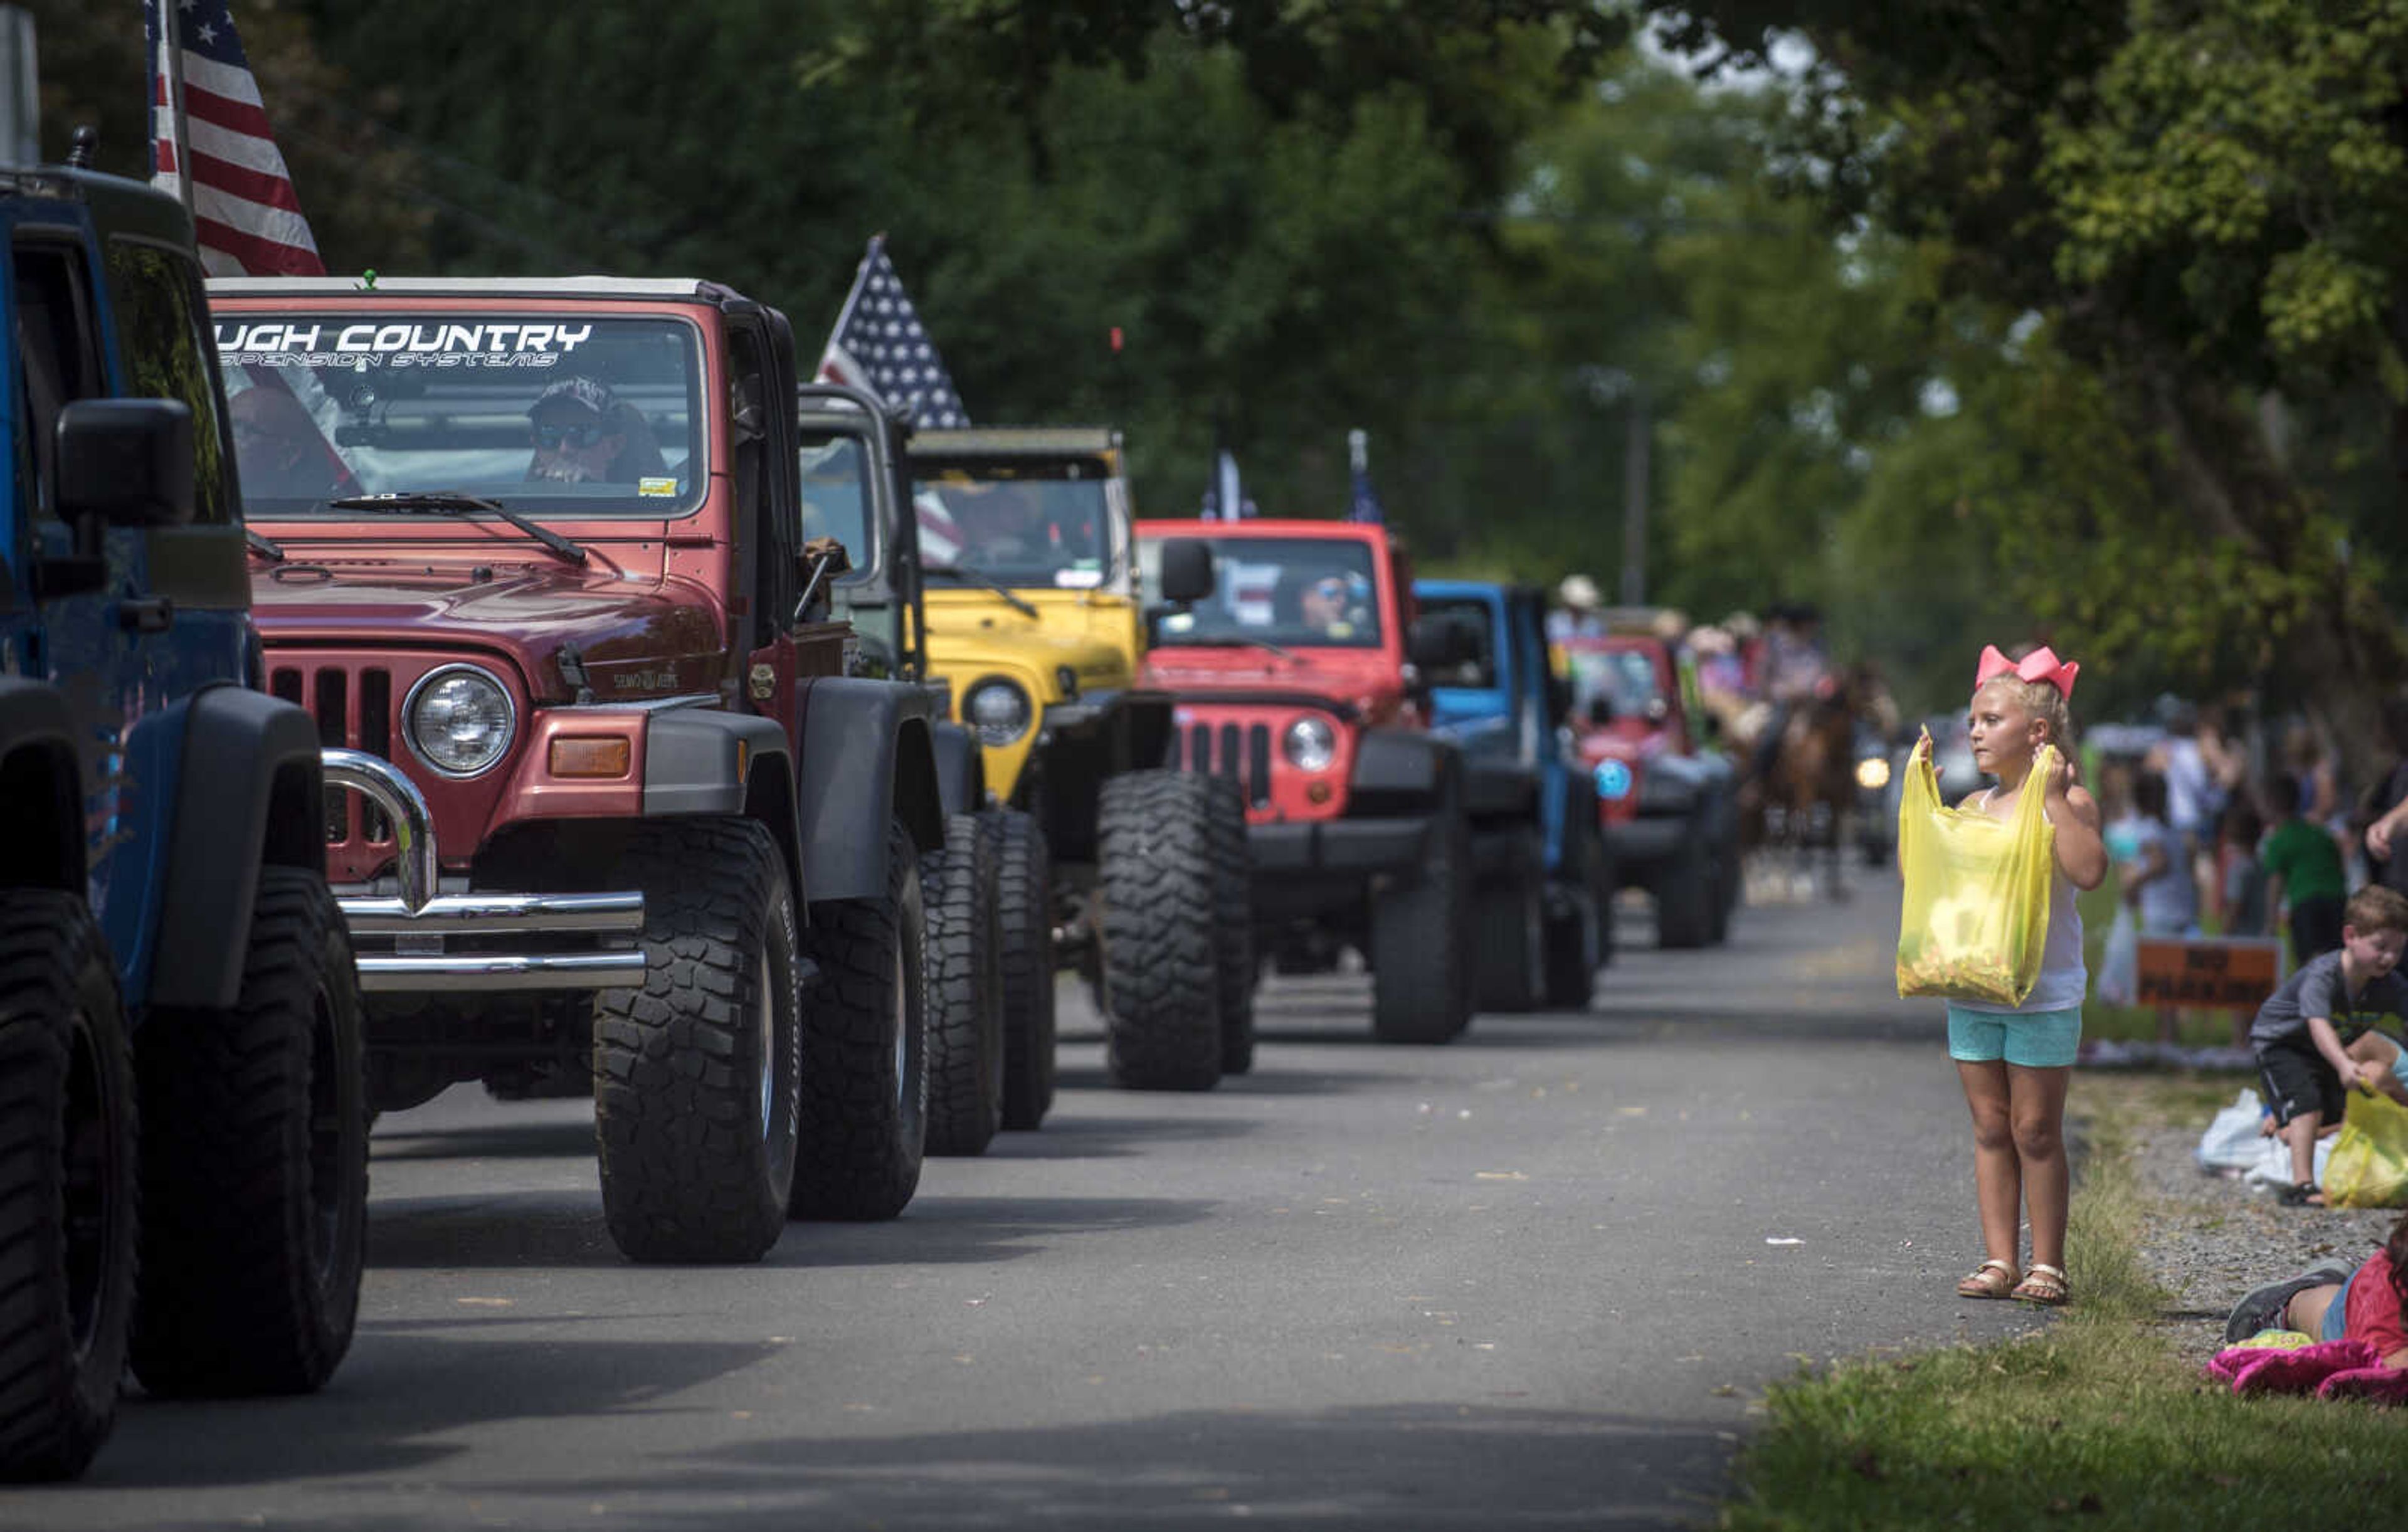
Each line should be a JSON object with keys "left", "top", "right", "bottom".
{"left": 216, "top": 312, "right": 705, "bottom": 517}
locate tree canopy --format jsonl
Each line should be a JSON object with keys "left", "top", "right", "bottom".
{"left": 26, "top": 1, "right": 2408, "bottom": 749}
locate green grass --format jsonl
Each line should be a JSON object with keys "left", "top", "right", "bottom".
{"left": 1718, "top": 1107, "right": 2404, "bottom": 1531}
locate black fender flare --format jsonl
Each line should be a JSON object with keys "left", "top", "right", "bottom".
{"left": 930, "top": 719, "right": 986, "bottom": 818}
{"left": 643, "top": 707, "right": 804, "bottom": 902}
{"left": 1462, "top": 756, "right": 1540, "bottom": 823}
{"left": 797, "top": 679, "right": 945, "bottom": 904}
{"left": 150, "top": 684, "right": 325, "bottom": 1010}
{"left": 0, "top": 677, "right": 84, "bottom": 894}
{"left": 1346, "top": 728, "right": 1457, "bottom": 818}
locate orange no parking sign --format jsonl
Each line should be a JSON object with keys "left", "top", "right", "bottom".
{"left": 2135, "top": 937, "right": 2286, "bottom": 1012}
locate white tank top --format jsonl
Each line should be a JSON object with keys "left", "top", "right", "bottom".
{"left": 1953, "top": 787, "right": 2089, "bottom": 1015}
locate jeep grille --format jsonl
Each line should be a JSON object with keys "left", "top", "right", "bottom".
{"left": 270, "top": 663, "right": 396, "bottom": 847}
{"left": 1168, "top": 721, "right": 1272, "bottom": 809}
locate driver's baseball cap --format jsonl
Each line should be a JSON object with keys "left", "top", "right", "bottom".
{"left": 528, "top": 376, "right": 616, "bottom": 420}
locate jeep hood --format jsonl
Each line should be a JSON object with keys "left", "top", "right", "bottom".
{"left": 249, "top": 554, "right": 726, "bottom": 704}
{"left": 923, "top": 589, "right": 1138, "bottom": 691}
{"left": 1141, "top": 645, "right": 1404, "bottom": 716}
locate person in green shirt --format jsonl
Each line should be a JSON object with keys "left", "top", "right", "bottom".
{"left": 2264, "top": 771, "right": 2350, "bottom": 961}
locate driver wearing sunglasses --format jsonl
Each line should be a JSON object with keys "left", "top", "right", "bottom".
{"left": 1297, "top": 569, "right": 1366, "bottom": 638}
{"left": 525, "top": 374, "right": 631, "bottom": 485}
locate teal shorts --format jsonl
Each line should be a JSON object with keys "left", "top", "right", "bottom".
{"left": 1947, "top": 1005, "right": 2083, "bottom": 1069}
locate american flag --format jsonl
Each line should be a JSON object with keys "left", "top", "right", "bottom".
{"left": 147, "top": 0, "right": 325, "bottom": 277}
{"left": 817, "top": 236, "right": 969, "bottom": 430}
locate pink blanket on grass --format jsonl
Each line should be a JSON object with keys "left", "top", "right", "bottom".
{"left": 2205, "top": 1339, "right": 2408, "bottom": 1402}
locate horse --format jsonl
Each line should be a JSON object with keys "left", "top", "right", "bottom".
{"left": 1740, "top": 667, "right": 1877, "bottom": 901}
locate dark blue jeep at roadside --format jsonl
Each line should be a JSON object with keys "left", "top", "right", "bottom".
{"left": 1414, "top": 579, "right": 1614, "bottom": 1008}
{"left": 0, "top": 157, "right": 367, "bottom": 1481}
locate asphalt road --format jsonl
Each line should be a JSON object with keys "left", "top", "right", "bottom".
{"left": 13, "top": 865, "right": 2047, "bottom": 1531}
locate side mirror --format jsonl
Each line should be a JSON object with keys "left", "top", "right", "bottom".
{"left": 1156, "top": 537, "right": 1215, "bottom": 604}
{"left": 1407, "top": 616, "right": 1471, "bottom": 672}
{"left": 1585, "top": 695, "right": 1615, "bottom": 727}
{"left": 58, "top": 398, "right": 194, "bottom": 528}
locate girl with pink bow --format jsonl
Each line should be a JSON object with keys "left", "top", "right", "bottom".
{"left": 1925, "top": 645, "right": 2109, "bottom": 1306}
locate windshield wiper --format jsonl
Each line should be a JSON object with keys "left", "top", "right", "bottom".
{"left": 325, "top": 490, "right": 587, "bottom": 566}
{"left": 1166, "top": 633, "right": 1294, "bottom": 661}
{"left": 245, "top": 528, "right": 285, "bottom": 562}
{"left": 924, "top": 565, "right": 1039, "bottom": 619}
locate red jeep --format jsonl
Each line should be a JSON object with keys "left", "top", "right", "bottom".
{"left": 214, "top": 276, "right": 951, "bottom": 1262}
{"left": 1560, "top": 633, "right": 1738, "bottom": 948}
{"left": 1135, "top": 519, "right": 1481, "bottom": 1043}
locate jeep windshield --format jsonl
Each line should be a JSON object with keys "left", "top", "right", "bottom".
{"left": 1566, "top": 645, "right": 1663, "bottom": 719}
{"left": 911, "top": 458, "right": 1115, "bottom": 588}
{"left": 215, "top": 312, "right": 705, "bottom": 518}
{"left": 1141, "top": 536, "right": 1385, "bottom": 650}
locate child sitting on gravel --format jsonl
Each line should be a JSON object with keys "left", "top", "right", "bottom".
{"left": 2224, "top": 1208, "right": 2408, "bottom": 1366}
{"left": 2247, "top": 885, "right": 2408, "bottom": 1207}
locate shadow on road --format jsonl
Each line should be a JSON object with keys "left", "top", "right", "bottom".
{"left": 779, "top": 1192, "right": 1217, "bottom": 1269}
{"left": 513, "top": 1402, "right": 1729, "bottom": 1530}
{"left": 77, "top": 1331, "right": 781, "bottom": 1493}
{"left": 362, "top": 1190, "right": 1217, "bottom": 1273}
{"left": 982, "top": 1111, "right": 1262, "bottom": 1157}
{"left": 372, "top": 1116, "right": 599, "bottom": 1162}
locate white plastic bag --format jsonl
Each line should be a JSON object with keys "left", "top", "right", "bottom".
{"left": 2195, "top": 1088, "right": 2266, "bottom": 1174}
{"left": 2097, "top": 904, "right": 2140, "bottom": 1008}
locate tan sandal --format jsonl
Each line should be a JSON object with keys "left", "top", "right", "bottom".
{"left": 2011, "top": 1262, "right": 2069, "bottom": 1306}
{"left": 1956, "top": 1259, "right": 2019, "bottom": 1299}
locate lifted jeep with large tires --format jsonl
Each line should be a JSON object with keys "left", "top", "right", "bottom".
{"left": 796, "top": 383, "right": 1030, "bottom": 1150}
{"left": 214, "top": 276, "right": 950, "bottom": 1261}
{"left": 1135, "top": 517, "right": 1479, "bottom": 1044}
{"left": 0, "top": 161, "right": 367, "bottom": 1481}
{"left": 906, "top": 428, "right": 1244, "bottom": 1091}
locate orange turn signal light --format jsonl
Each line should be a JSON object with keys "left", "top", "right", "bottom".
{"left": 1306, "top": 780, "right": 1334, "bottom": 805}
{"left": 549, "top": 736, "right": 632, "bottom": 778}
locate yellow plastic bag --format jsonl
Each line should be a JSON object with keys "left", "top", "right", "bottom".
{"left": 1895, "top": 739, "right": 2057, "bottom": 1006}
{"left": 2324, "top": 1087, "right": 2408, "bottom": 1209}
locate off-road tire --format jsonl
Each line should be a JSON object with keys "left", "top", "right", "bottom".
{"left": 1655, "top": 836, "right": 1715, "bottom": 950}
{"left": 1097, "top": 771, "right": 1222, "bottom": 1091}
{"left": 1371, "top": 798, "right": 1474, "bottom": 1044}
{"left": 792, "top": 819, "right": 927, "bottom": 1219}
{"left": 1201, "top": 774, "right": 1257, "bottom": 1075}
{"left": 922, "top": 814, "right": 1003, "bottom": 1156}
{"left": 1714, "top": 824, "right": 1743, "bottom": 943}
{"left": 1474, "top": 830, "right": 1546, "bottom": 1014}
{"left": 0, "top": 892, "right": 136, "bottom": 1482}
{"left": 132, "top": 868, "right": 367, "bottom": 1394}
{"left": 592, "top": 820, "right": 801, "bottom": 1263}
{"left": 1543, "top": 811, "right": 1611, "bottom": 1009}
{"left": 979, "top": 809, "right": 1055, "bottom": 1130}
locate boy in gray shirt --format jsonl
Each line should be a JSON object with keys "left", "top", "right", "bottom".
{"left": 2250, "top": 886, "right": 2408, "bottom": 1205}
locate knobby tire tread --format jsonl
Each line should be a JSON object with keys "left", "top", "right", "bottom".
{"left": 132, "top": 867, "right": 367, "bottom": 1395}
{"left": 922, "top": 814, "right": 1003, "bottom": 1156}
{"left": 0, "top": 892, "right": 135, "bottom": 1482}
{"left": 1098, "top": 771, "right": 1222, "bottom": 1091}
{"left": 792, "top": 820, "right": 927, "bottom": 1220}
{"left": 981, "top": 810, "right": 1055, "bottom": 1130}
{"left": 592, "top": 819, "right": 801, "bottom": 1264}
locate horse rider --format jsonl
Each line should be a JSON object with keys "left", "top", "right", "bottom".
{"left": 1750, "top": 601, "right": 1833, "bottom": 783}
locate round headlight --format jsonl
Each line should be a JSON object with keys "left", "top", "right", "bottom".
{"left": 406, "top": 665, "right": 515, "bottom": 778}
{"left": 1856, "top": 756, "right": 1893, "bottom": 791}
{"left": 1283, "top": 716, "right": 1337, "bottom": 773}
{"left": 1593, "top": 759, "right": 1634, "bottom": 801}
{"left": 964, "top": 679, "right": 1033, "bottom": 748}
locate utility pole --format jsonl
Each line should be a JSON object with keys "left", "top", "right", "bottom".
{"left": 1620, "top": 384, "right": 1649, "bottom": 608}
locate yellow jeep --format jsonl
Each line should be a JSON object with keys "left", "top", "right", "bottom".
{"left": 908, "top": 427, "right": 1251, "bottom": 1091}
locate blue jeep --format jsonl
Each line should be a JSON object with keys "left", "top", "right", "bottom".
{"left": 0, "top": 157, "right": 367, "bottom": 1481}
{"left": 1413, "top": 579, "right": 1613, "bottom": 1008}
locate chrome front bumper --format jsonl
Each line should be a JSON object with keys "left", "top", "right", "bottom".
{"left": 321, "top": 749, "right": 647, "bottom": 994}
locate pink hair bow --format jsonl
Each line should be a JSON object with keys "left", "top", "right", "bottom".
{"left": 1975, "top": 643, "right": 2079, "bottom": 699}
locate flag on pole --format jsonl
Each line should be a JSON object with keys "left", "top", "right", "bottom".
{"left": 1345, "top": 428, "right": 1385, "bottom": 524}
{"left": 816, "top": 236, "right": 969, "bottom": 429}
{"left": 146, "top": 0, "right": 325, "bottom": 277}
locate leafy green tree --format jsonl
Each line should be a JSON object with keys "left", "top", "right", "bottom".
{"left": 1656, "top": 1, "right": 2408, "bottom": 771}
